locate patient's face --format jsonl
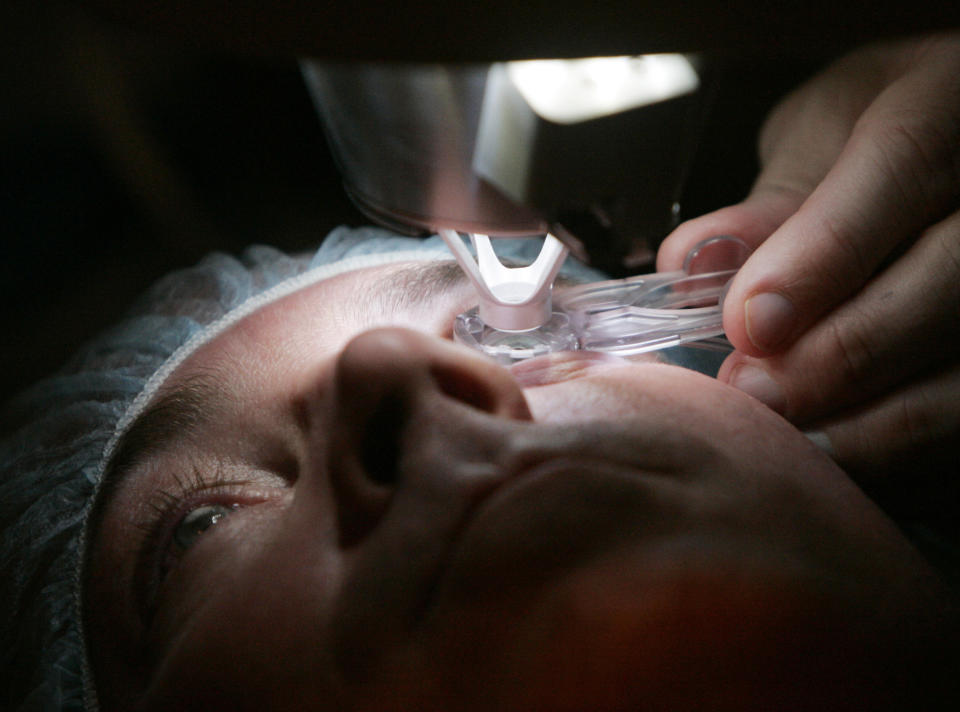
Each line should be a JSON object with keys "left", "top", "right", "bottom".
{"left": 84, "top": 261, "right": 945, "bottom": 712}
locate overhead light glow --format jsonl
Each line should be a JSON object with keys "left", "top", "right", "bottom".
{"left": 506, "top": 54, "right": 699, "bottom": 124}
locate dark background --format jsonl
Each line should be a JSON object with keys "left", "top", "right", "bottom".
{"left": 0, "top": 1, "right": 826, "bottom": 404}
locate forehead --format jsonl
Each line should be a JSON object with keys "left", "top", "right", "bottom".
{"left": 164, "top": 260, "right": 473, "bottom": 389}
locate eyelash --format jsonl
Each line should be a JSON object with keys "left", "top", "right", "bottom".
{"left": 134, "top": 465, "right": 254, "bottom": 621}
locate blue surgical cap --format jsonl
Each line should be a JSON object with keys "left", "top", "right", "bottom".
{"left": 0, "top": 227, "right": 607, "bottom": 711}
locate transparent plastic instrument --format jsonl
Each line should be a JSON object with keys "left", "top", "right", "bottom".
{"left": 440, "top": 230, "right": 749, "bottom": 364}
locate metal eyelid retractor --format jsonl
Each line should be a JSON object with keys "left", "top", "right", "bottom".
{"left": 440, "top": 229, "right": 750, "bottom": 365}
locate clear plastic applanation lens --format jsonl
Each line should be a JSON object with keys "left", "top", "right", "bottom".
{"left": 453, "top": 308, "right": 579, "bottom": 364}
{"left": 556, "top": 268, "right": 735, "bottom": 357}
{"left": 442, "top": 232, "right": 749, "bottom": 362}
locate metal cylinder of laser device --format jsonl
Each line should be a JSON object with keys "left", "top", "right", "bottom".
{"left": 301, "top": 61, "right": 709, "bottom": 269}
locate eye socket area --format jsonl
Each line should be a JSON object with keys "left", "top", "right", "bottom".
{"left": 135, "top": 474, "right": 289, "bottom": 626}
{"left": 171, "top": 503, "right": 240, "bottom": 555}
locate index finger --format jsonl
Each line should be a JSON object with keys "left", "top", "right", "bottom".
{"left": 655, "top": 187, "right": 805, "bottom": 273}
{"left": 724, "top": 43, "right": 960, "bottom": 357}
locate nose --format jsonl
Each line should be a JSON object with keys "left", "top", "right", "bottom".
{"left": 321, "top": 327, "right": 533, "bottom": 544}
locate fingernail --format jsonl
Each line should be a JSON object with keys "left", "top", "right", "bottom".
{"left": 803, "top": 430, "right": 836, "bottom": 459}
{"left": 744, "top": 292, "right": 797, "bottom": 352}
{"left": 728, "top": 365, "right": 786, "bottom": 414}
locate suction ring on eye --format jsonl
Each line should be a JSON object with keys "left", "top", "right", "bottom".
{"left": 439, "top": 229, "right": 569, "bottom": 331}
{"left": 440, "top": 229, "right": 578, "bottom": 365}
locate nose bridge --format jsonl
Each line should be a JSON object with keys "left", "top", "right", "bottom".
{"left": 319, "top": 327, "right": 532, "bottom": 544}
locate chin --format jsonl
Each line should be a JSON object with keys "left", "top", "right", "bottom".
{"left": 413, "top": 541, "right": 942, "bottom": 712}
{"left": 411, "top": 586, "right": 921, "bottom": 712}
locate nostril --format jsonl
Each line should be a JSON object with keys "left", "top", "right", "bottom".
{"left": 359, "top": 392, "right": 404, "bottom": 486}
{"left": 328, "top": 327, "right": 532, "bottom": 545}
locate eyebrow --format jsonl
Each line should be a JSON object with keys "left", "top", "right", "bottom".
{"left": 375, "top": 260, "right": 470, "bottom": 311}
{"left": 85, "top": 371, "right": 229, "bottom": 548}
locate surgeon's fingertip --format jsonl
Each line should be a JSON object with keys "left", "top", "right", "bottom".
{"left": 656, "top": 229, "right": 694, "bottom": 272}
{"left": 744, "top": 291, "right": 798, "bottom": 353}
{"left": 658, "top": 214, "right": 731, "bottom": 271}
{"left": 682, "top": 235, "right": 750, "bottom": 275}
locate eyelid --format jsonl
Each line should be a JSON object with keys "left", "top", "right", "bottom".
{"left": 134, "top": 466, "right": 287, "bottom": 625}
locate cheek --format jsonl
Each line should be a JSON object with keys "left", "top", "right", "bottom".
{"left": 143, "top": 518, "right": 346, "bottom": 710}
{"left": 144, "top": 573, "right": 345, "bottom": 711}
{"left": 519, "top": 364, "right": 793, "bottom": 465}
{"left": 143, "top": 618, "right": 338, "bottom": 712}
{"left": 520, "top": 364, "right": 702, "bottom": 425}
{"left": 523, "top": 379, "right": 633, "bottom": 423}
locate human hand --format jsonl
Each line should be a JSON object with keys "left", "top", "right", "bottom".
{"left": 657, "top": 34, "right": 960, "bottom": 485}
